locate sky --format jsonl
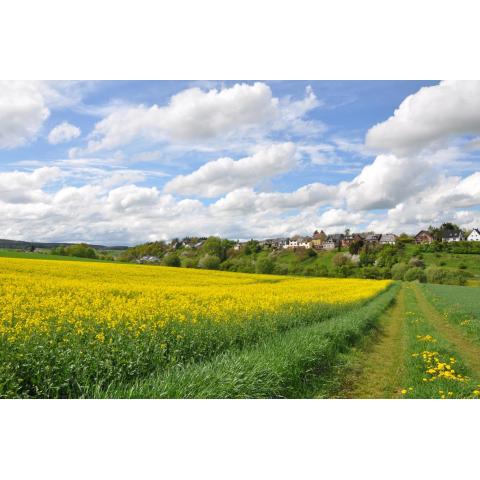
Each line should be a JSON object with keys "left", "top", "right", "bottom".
{"left": 1, "top": 80, "right": 480, "bottom": 245}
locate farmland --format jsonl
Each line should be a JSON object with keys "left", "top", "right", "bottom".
{"left": 0, "top": 257, "right": 389, "bottom": 398}
{"left": 1, "top": 254, "right": 479, "bottom": 399}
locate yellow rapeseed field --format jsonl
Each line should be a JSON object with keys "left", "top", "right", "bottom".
{"left": 0, "top": 257, "right": 390, "bottom": 340}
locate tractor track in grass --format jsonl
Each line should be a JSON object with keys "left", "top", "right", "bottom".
{"left": 412, "top": 284, "right": 480, "bottom": 378}
{"left": 339, "top": 285, "right": 406, "bottom": 399}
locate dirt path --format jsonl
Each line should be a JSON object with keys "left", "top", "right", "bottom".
{"left": 341, "top": 286, "right": 406, "bottom": 399}
{"left": 412, "top": 284, "right": 480, "bottom": 378}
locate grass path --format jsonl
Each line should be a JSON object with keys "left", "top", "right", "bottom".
{"left": 412, "top": 284, "right": 480, "bottom": 378}
{"left": 339, "top": 286, "right": 406, "bottom": 399}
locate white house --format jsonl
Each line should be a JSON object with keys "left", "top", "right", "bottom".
{"left": 283, "top": 236, "right": 312, "bottom": 249}
{"left": 379, "top": 233, "right": 397, "bottom": 245}
{"left": 441, "top": 230, "right": 465, "bottom": 242}
{"left": 467, "top": 228, "right": 480, "bottom": 241}
{"left": 137, "top": 255, "right": 160, "bottom": 263}
{"left": 322, "top": 240, "right": 336, "bottom": 250}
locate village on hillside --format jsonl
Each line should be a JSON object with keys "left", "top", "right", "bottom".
{"left": 229, "top": 226, "right": 480, "bottom": 252}
{"left": 132, "top": 225, "right": 480, "bottom": 263}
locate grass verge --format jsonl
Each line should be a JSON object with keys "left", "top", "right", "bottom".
{"left": 398, "top": 284, "right": 480, "bottom": 399}
{"left": 421, "top": 283, "right": 480, "bottom": 344}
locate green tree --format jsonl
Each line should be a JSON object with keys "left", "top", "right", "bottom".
{"left": 61, "top": 243, "right": 98, "bottom": 259}
{"left": 243, "top": 239, "right": 261, "bottom": 255}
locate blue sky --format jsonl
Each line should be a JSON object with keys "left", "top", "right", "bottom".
{"left": 0, "top": 80, "right": 479, "bottom": 244}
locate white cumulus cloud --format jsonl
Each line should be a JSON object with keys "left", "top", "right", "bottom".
{"left": 164, "top": 143, "right": 298, "bottom": 197}
{"left": 0, "top": 81, "right": 50, "bottom": 149}
{"left": 86, "top": 82, "right": 281, "bottom": 152}
{"left": 366, "top": 80, "right": 480, "bottom": 155}
{"left": 48, "top": 122, "right": 81, "bottom": 144}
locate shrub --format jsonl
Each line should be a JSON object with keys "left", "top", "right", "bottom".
{"left": 272, "top": 264, "right": 289, "bottom": 275}
{"left": 359, "top": 251, "right": 375, "bottom": 266}
{"left": 409, "top": 257, "right": 425, "bottom": 268}
{"left": 361, "top": 266, "right": 383, "bottom": 279}
{"left": 302, "top": 264, "right": 328, "bottom": 277}
{"left": 446, "top": 270, "right": 468, "bottom": 286}
{"left": 425, "top": 266, "right": 467, "bottom": 286}
{"left": 425, "top": 266, "right": 448, "bottom": 284}
{"left": 295, "top": 249, "right": 313, "bottom": 261}
{"left": 404, "top": 267, "right": 426, "bottom": 283}
{"left": 163, "top": 254, "right": 181, "bottom": 267}
{"left": 289, "top": 264, "right": 305, "bottom": 275}
{"left": 255, "top": 257, "right": 275, "bottom": 274}
{"left": 182, "top": 257, "right": 198, "bottom": 268}
{"left": 198, "top": 254, "right": 221, "bottom": 270}
{"left": 332, "top": 253, "right": 350, "bottom": 268}
{"left": 336, "top": 264, "right": 354, "bottom": 278}
{"left": 315, "top": 264, "right": 329, "bottom": 277}
{"left": 390, "top": 262, "right": 408, "bottom": 280}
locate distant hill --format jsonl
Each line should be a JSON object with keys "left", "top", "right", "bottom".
{"left": 0, "top": 238, "right": 128, "bottom": 251}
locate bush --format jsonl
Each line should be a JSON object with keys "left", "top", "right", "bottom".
{"left": 404, "top": 267, "right": 426, "bottom": 283}
{"left": 425, "top": 266, "right": 467, "bottom": 286}
{"left": 182, "top": 257, "right": 198, "bottom": 268}
{"left": 295, "top": 249, "right": 313, "bottom": 261}
{"left": 332, "top": 253, "right": 350, "bottom": 268}
{"left": 302, "top": 265, "right": 318, "bottom": 276}
{"left": 163, "top": 254, "right": 181, "bottom": 267}
{"left": 359, "top": 251, "right": 375, "bottom": 266}
{"left": 255, "top": 257, "right": 275, "bottom": 274}
{"left": 425, "top": 266, "right": 447, "bottom": 284}
{"left": 361, "top": 266, "right": 383, "bottom": 279}
{"left": 336, "top": 264, "right": 354, "bottom": 278}
{"left": 289, "top": 264, "right": 305, "bottom": 275}
{"left": 302, "top": 264, "right": 328, "bottom": 277}
{"left": 198, "top": 254, "right": 221, "bottom": 270}
{"left": 390, "top": 262, "right": 409, "bottom": 280}
{"left": 272, "top": 264, "right": 289, "bottom": 275}
{"left": 315, "top": 265, "right": 329, "bottom": 277}
{"left": 409, "top": 257, "right": 425, "bottom": 268}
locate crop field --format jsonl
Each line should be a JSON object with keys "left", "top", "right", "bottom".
{"left": 2, "top": 254, "right": 479, "bottom": 399}
{"left": 0, "top": 257, "right": 390, "bottom": 398}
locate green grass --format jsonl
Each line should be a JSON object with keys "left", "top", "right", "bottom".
{"left": 91, "top": 284, "right": 398, "bottom": 399}
{"left": 0, "top": 249, "right": 114, "bottom": 263}
{"left": 398, "top": 284, "right": 480, "bottom": 399}
{"left": 337, "top": 286, "right": 407, "bottom": 399}
{"left": 421, "top": 283, "right": 480, "bottom": 344}
{"left": 404, "top": 244, "right": 480, "bottom": 276}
